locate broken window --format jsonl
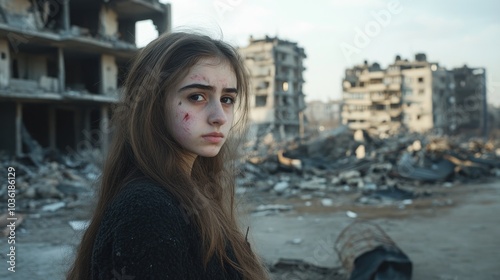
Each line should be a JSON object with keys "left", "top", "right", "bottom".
{"left": 65, "top": 52, "right": 100, "bottom": 94}
{"left": 255, "top": 95, "right": 267, "bottom": 107}
{"left": 257, "top": 81, "right": 269, "bottom": 89}
{"left": 70, "top": 1, "right": 100, "bottom": 37}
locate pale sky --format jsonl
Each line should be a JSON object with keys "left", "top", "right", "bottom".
{"left": 137, "top": 0, "right": 500, "bottom": 105}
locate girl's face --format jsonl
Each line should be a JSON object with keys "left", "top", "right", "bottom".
{"left": 167, "top": 57, "right": 237, "bottom": 162}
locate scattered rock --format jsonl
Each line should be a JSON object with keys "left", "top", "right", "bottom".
{"left": 41, "top": 202, "right": 66, "bottom": 212}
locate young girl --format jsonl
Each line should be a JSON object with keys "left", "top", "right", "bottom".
{"left": 67, "top": 32, "right": 269, "bottom": 279}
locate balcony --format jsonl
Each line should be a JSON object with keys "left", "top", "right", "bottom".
{"left": 366, "top": 83, "right": 386, "bottom": 91}
{"left": 390, "top": 96, "right": 401, "bottom": 104}
{"left": 371, "top": 93, "right": 387, "bottom": 102}
{"left": 371, "top": 111, "right": 391, "bottom": 123}
{"left": 387, "top": 83, "right": 401, "bottom": 91}
{"left": 342, "top": 110, "right": 371, "bottom": 120}
{"left": 348, "top": 122, "right": 370, "bottom": 130}
{"left": 342, "top": 99, "right": 372, "bottom": 106}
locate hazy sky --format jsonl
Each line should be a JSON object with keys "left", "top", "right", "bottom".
{"left": 137, "top": 0, "right": 500, "bottom": 105}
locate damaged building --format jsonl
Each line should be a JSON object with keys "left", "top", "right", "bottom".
{"left": 0, "top": 0, "right": 171, "bottom": 157}
{"left": 451, "top": 65, "right": 488, "bottom": 135}
{"left": 342, "top": 53, "right": 487, "bottom": 136}
{"left": 239, "top": 35, "right": 307, "bottom": 141}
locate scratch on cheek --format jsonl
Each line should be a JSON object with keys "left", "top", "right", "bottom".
{"left": 183, "top": 113, "right": 190, "bottom": 121}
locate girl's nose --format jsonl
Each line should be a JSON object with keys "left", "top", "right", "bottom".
{"left": 208, "top": 101, "right": 227, "bottom": 126}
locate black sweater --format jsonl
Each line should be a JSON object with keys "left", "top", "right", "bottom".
{"left": 91, "top": 177, "right": 242, "bottom": 279}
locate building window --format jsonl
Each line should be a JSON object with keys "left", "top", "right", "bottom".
{"left": 257, "top": 81, "right": 269, "bottom": 89}
{"left": 282, "top": 82, "right": 289, "bottom": 92}
{"left": 255, "top": 95, "right": 267, "bottom": 107}
{"left": 418, "top": 77, "right": 424, "bottom": 83}
{"left": 418, "top": 89, "right": 425, "bottom": 95}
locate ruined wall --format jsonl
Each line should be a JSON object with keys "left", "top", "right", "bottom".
{"left": 101, "top": 54, "right": 117, "bottom": 95}
{"left": 240, "top": 41, "right": 276, "bottom": 124}
{"left": 100, "top": 6, "right": 118, "bottom": 38}
{"left": 401, "top": 67, "right": 433, "bottom": 132}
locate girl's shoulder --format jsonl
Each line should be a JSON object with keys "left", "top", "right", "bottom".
{"left": 92, "top": 177, "right": 201, "bottom": 279}
{"left": 100, "top": 176, "right": 193, "bottom": 236}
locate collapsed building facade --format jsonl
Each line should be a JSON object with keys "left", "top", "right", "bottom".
{"left": 0, "top": 0, "right": 170, "bottom": 156}
{"left": 342, "top": 53, "right": 487, "bottom": 136}
{"left": 239, "top": 35, "right": 307, "bottom": 141}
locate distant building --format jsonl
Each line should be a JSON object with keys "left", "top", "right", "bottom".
{"left": 304, "top": 100, "right": 342, "bottom": 131}
{"left": 451, "top": 65, "right": 487, "bottom": 134}
{"left": 341, "top": 53, "right": 487, "bottom": 135}
{"left": 239, "top": 35, "right": 306, "bottom": 140}
{"left": 0, "top": 0, "right": 171, "bottom": 156}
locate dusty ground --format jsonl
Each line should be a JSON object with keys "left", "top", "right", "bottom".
{"left": 1, "top": 179, "right": 499, "bottom": 280}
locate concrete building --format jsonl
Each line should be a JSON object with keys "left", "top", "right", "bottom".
{"left": 239, "top": 35, "right": 306, "bottom": 140}
{"left": 341, "top": 60, "right": 403, "bottom": 134}
{"left": 304, "top": 99, "right": 342, "bottom": 132}
{"left": 451, "top": 65, "right": 487, "bottom": 135}
{"left": 0, "top": 0, "right": 170, "bottom": 157}
{"left": 341, "top": 53, "right": 485, "bottom": 135}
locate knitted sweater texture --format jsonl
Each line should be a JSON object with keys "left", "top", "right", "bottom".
{"left": 91, "top": 177, "right": 242, "bottom": 279}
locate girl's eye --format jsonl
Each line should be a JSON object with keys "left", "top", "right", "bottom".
{"left": 221, "top": 96, "right": 235, "bottom": 104}
{"left": 189, "top": 94, "right": 205, "bottom": 102}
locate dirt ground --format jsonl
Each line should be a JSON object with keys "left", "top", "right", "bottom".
{"left": 1, "top": 179, "right": 499, "bottom": 280}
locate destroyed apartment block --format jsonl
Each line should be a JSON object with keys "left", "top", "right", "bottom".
{"left": 0, "top": 0, "right": 171, "bottom": 158}
{"left": 239, "top": 35, "right": 307, "bottom": 142}
{"left": 341, "top": 53, "right": 488, "bottom": 137}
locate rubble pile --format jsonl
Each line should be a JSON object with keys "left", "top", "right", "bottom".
{"left": 0, "top": 151, "right": 99, "bottom": 213}
{"left": 238, "top": 126, "right": 500, "bottom": 210}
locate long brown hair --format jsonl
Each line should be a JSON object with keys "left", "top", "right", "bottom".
{"left": 67, "top": 32, "right": 268, "bottom": 279}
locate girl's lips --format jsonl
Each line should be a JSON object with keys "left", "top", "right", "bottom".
{"left": 202, "top": 136, "right": 223, "bottom": 143}
{"left": 202, "top": 132, "right": 224, "bottom": 143}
